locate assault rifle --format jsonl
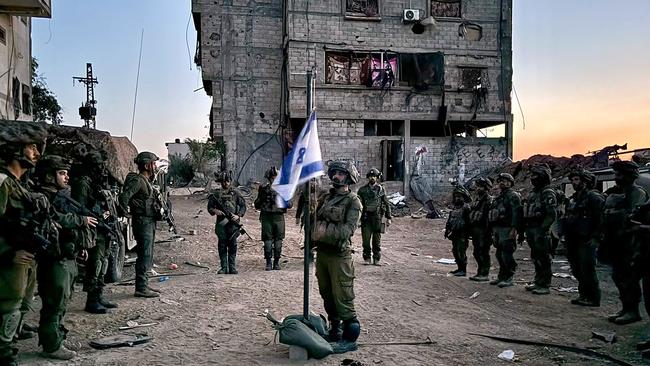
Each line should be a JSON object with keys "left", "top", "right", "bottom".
{"left": 152, "top": 184, "right": 177, "bottom": 234}
{"left": 208, "top": 192, "right": 253, "bottom": 241}
{"left": 55, "top": 192, "right": 119, "bottom": 238}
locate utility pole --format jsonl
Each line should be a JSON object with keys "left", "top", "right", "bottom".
{"left": 73, "top": 63, "right": 98, "bottom": 129}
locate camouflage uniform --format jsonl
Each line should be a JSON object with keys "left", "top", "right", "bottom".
{"left": 313, "top": 161, "right": 362, "bottom": 353}
{"left": 119, "top": 152, "right": 161, "bottom": 297}
{"left": 254, "top": 167, "right": 286, "bottom": 271}
{"left": 34, "top": 156, "right": 93, "bottom": 358}
{"left": 562, "top": 169, "right": 604, "bottom": 306}
{"left": 208, "top": 173, "right": 246, "bottom": 274}
{"left": 601, "top": 161, "right": 648, "bottom": 324}
{"left": 445, "top": 186, "right": 471, "bottom": 276}
{"left": 0, "top": 122, "right": 47, "bottom": 366}
{"left": 357, "top": 168, "right": 391, "bottom": 265}
{"left": 71, "top": 151, "right": 116, "bottom": 312}
{"left": 488, "top": 173, "right": 522, "bottom": 287}
{"left": 468, "top": 178, "right": 493, "bottom": 281}
{"left": 521, "top": 164, "right": 557, "bottom": 294}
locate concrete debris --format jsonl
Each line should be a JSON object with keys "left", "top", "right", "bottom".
{"left": 497, "top": 349, "right": 515, "bottom": 361}
{"left": 591, "top": 331, "right": 616, "bottom": 344}
{"left": 436, "top": 258, "right": 456, "bottom": 265}
{"left": 469, "top": 292, "right": 480, "bottom": 299}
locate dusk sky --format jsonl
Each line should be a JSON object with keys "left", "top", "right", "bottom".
{"left": 32, "top": 1, "right": 650, "bottom": 161}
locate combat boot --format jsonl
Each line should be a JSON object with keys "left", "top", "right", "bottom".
{"left": 331, "top": 319, "right": 360, "bottom": 354}
{"left": 218, "top": 256, "right": 229, "bottom": 274}
{"left": 614, "top": 311, "right": 641, "bottom": 325}
{"left": 84, "top": 293, "right": 108, "bottom": 314}
{"left": 97, "top": 290, "right": 118, "bottom": 309}
{"left": 42, "top": 345, "right": 77, "bottom": 360}
{"left": 570, "top": 296, "right": 586, "bottom": 305}
{"left": 324, "top": 320, "right": 342, "bottom": 342}
{"left": 372, "top": 258, "right": 381, "bottom": 266}
{"left": 470, "top": 274, "right": 489, "bottom": 282}
{"left": 607, "top": 309, "right": 625, "bottom": 322}
{"left": 531, "top": 287, "right": 550, "bottom": 295}
{"left": 363, "top": 258, "right": 372, "bottom": 265}
{"left": 453, "top": 265, "right": 466, "bottom": 277}
{"left": 273, "top": 258, "right": 281, "bottom": 270}
{"left": 573, "top": 298, "right": 600, "bottom": 307}
{"left": 228, "top": 255, "right": 238, "bottom": 274}
{"left": 497, "top": 277, "right": 514, "bottom": 288}
{"left": 134, "top": 288, "right": 160, "bottom": 298}
{"left": 489, "top": 278, "right": 502, "bottom": 285}
{"left": 524, "top": 282, "right": 538, "bottom": 291}
{"left": 265, "top": 258, "right": 272, "bottom": 271}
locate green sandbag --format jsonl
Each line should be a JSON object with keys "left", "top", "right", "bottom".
{"left": 278, "top": 318, "right": 333, "bottom": 359}
{"left": 283, "top": 313, "right": 329, "bottom": 338}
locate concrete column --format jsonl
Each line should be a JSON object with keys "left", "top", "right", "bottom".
{"left": 403, "top": 120, "right": 411, "bottom": 198}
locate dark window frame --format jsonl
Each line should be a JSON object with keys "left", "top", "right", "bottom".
{"left": 325, "top": 50, "right": 398, "bottom": 87}
{"left": 458, "top": 66, "right": 488, "bottom": 91}
{"left": 0, "top": 26, "right": 6, "bottom": 45}
{"left": 430, "top": 0, "right": 462, "bottom": 19}
{"left": 343, "top": 0, "right": 382, "bottom": 21}
{"left": 22, "top": 83, "right": 31, "bottom": 115}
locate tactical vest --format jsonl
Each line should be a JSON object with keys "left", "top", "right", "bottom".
{"left": 447, "top": 205, "right": 467, "bottom": 232}
{"left": 564, "top": 189, "right": 599, "bottom": 237}
{"left": 469, "top": 194, "right": 491, "bottom": 226}
{"left": 256, "top": 184, "right": 285, "bottom": 214}
{"left": 522, "top": 188, "right": 556, "bottom": 225}
{"left": 216, "top": 189, "right": 239, "bottom": 214}
{"left": 358, "top": 184, "right": 385, "bottom": 214}
{"left": 603, "top": 192, "right": 628, "bottom": 231}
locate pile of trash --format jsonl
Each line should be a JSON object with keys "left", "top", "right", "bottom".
{"left": 387, "top": 192, "right": 410, "bottom": 217}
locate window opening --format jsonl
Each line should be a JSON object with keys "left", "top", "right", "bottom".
{"left": 431, "top": 0, "right": 461, "bottom": 18}
{"left": 345, "top": 0, "right": 380, "bottom": 19}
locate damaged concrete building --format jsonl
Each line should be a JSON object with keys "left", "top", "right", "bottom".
{"left": 192, "top": 0, "right": 513, "bottom": 195}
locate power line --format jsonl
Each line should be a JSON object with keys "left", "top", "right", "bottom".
{"left": 512, "top": 83, "right": 526, "bottom": 130}
{"left": 130, "top": 28, "right": 144, "bottom": 141}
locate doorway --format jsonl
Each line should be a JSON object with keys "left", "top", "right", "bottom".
{"left": 381, "top": 139, "right": 404, "bottom": 181}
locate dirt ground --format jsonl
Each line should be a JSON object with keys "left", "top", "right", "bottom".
{"left": 17, "top": 193, "right": 650, "bottom": 365}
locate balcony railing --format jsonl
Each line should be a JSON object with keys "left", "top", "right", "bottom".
{"left": 0, "top": 0, "right": 51, "bottom": 18}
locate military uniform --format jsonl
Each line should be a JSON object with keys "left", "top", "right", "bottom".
{"left": 468, "top": 178, "right": 493, "bottom": 281}
{"left": 357, "top": 170, "right": 391, "bottom": 265}
{"left": 34, "top": 156, "right": 92, "bottom": 358}
{"left": 254, "top": 168, "right": 286, "bottom": 271}
{"left": 119, "top": 152, "right": 162, "bottom": 297}
{"left": 601, "top": 161, "right": 648, "bottom": 324}
{"left": 562, "top": 169, "right": 604, "bottom": 306}
{"left": 521, "top": 165, "right": 557, "bottom": 294}
{"left": 445, "top": 186, "right": 471, "bottom": 276}
{"left": 313, "top": 161, "right": 362, "bottom": 353}
{"left": 0, "top": 122, "right": 48, "bottom": 366}
{"left": 208, "top": 182, "right": 246, "bottom": 274}
{"left": 488, "top": 173, "right": 522, "bottom": 287}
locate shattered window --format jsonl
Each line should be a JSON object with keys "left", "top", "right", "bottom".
{"left": 325, "top": 51, "right": 397, "bottom": 88}
{"left": 458, "top": 67, "right": 488, "bottom": 90}
{"left": 345, "top": 0, "right": 381, "bottom": 19}
{"left": 399, "top": 53, "right": 444, "bottom": 90}
{"left": 431, "top": 0, "right": 461, "bottom": 18}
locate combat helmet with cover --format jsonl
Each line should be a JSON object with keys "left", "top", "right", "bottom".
{"left": 0, "top": 121, "right": 48, "bottom": 167}
{"left": 327, "top": 160, "right": 360, "bottom": 185}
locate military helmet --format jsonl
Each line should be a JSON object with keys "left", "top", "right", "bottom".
{"left": 611, "top": 160, "right": 639, "bottom": 178}
{"left": 215, "top": 170, "right": 233, "bottom": 183}
{"left": 366, "top": 168, "right": 382, "bottom": 179}
{"left": 327, "top": 160, "right": 359, "bottom": 185}
{"left": 0, "top": 121, "right": 48, "bottom": 165}
{"left": 496, "top": 173, "right": 515, "bottom": 185}
{"left": 569, "top": 168, "right": 596, "bottom": 187}
{"left": 264, "top": 166, "right": 279, "bottom": 179}
{"left": 36, "top": 155, "right": 71, "bottom": 175}
{"left": 452, "top": 185, "right": 471, "bottom": 203}
{"left": 134, "top": 151, "right": 159, "bottom": 165}
{"left": 474, "top": 177, "right": 493, "bottom": 189}
{"left": 529, "top": 163, "right": 552, "bottom": 182}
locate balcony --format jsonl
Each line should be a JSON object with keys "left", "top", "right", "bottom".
{"left": 0, "top": 0, "right": 51, "bottom": 18}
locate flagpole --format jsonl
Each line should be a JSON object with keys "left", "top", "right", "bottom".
{"left": 302, "top": 69, "right": 314, "bottom": 321}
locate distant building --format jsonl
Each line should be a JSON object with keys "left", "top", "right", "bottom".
{"left": 0, "top": 0, "right": 51, "bottom": 121}
{"left": 165, "top": 138, "right": 191, "bottom": 159}
{"left": 192, "top": 0, "right": 513, "bottom": 194}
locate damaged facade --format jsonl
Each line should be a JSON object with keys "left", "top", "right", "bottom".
{"left": 192, "top": 0, "right": 513, "bottom": 194}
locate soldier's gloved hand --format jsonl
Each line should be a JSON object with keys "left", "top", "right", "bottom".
{"left": 232, "top": 214, "right": 240, "bottom": 222}
{"left": 86, "top": 216, "right": 98, "bottom": 228}
{"left": 13, "top": 250, "right": 35, "bottom": 265}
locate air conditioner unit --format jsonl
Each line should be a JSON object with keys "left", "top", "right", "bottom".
{"left": 403, "top": 9, "right": 420, "bottom": 22}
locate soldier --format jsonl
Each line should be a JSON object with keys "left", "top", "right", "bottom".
{"left": 601, "top": 161, "right": 648, "bottom": 324}
{"left": 521, "top": 164, "right": 557, "bottom": 295}
{"left": 468, "top": 178, "right": 493, "bottom": 281}
{"left": 34, "top": 155, "right": 97, "bottom": 360}
{"left": 208, "top": 171, "right": 246, "bottom": 274}
{"left": 357, "top": 168, "right": 391, "bottom": 266}
{"left": 312, "top": 161, "right": 362, "bottom": 354}
{"left": 71, "top": 151, "right": 117, "bottom": 313}
{"left": 118, "top": 152, "right": 162, "bottom": 298}
{"left": 444, "top": 185, "right": 471, "bottom": 276}
{"left": 562, "top": 168, "right": 604, "bottom": 306}
{"left": 254, "top": 167, "right": 286, "bottom": 271}
{"left": 488, "top": 173, "right": 522, "bottom": 288}
{"left": 0, "top": 123, "right": 47, "bottom": 366}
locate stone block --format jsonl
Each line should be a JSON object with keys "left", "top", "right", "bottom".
{"left": 289, "top": 345, "right": 309, "bottom": 360}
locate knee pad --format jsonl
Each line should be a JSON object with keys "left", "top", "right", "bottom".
{"left": 342, "top": 319, "right": 361, "bottom": 342}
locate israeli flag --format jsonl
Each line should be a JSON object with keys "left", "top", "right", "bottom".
{"left": 272, "top": 112, "right": 324, "bottom": 208}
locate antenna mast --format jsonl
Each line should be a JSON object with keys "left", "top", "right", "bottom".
{"left": 73, "top": 63, "right": 99, "bottom": 129}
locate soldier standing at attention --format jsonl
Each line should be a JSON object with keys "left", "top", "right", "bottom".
{"left": 488, "top": 173, "right": 522, "bottom": 288}
{"left": 34, "top": 156, "right": 97, "bottom": 360}
{"left": 254, "top": 167, "right": 286, "bottom": 271}
{"left": 445, "top": 185, "right": 472, "bottom": 276}
{"left": 71, "top": 151, "right": 117, "bottom": 313}
{"left": 208, "top": 171, "right": 246, "bottom": 274}
{"left": 468, "top": 178, "right": 493, "bottom": 282}
{"left": 357, "top": 168, "right": 391, "bottom": 266}
{"left": 118, "top": 152, "right": 162, "bottom": 298}
{"left": 521, "top": 164, "right": 557, "bottom": 295}
{"left": 312, "top": 161, "right": 362, "bottom": 354}
{"left": 562, "top": 168, "right": 604, "bottom": 307}
{"left": 601, "top": 161, "right": 648, "bottom": 324}
{"left": 0, "top": 123, "right": 47, "bottom": 366}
